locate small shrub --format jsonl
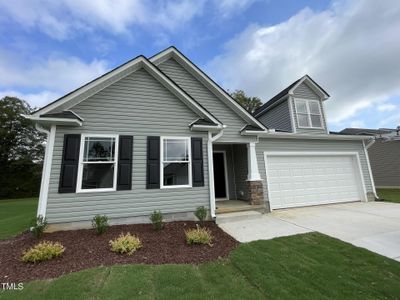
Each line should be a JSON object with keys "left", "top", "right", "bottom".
{"left": 22, "top": 241, "right": 65, "bottom": 263}
{"left": 149, "top": 210, "right": 164, "bottom": 231}
{"left": 185, "top": 225, "right": 213, "bottom": 246}
{"left": 194, "top": 206, "right": 207, "bottom": 225}
{"left": 109, "top": 233, "right": 142, "bottom": 255}
{"left": 30, "top": 215, "right": 48, "bottom": 238}
{"left": 92, "top": 215, "right": 109, "bottom": 235}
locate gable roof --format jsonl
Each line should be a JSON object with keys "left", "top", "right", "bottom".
{"left": 150, "top": 46, "right": 267, "bottom": 130}
{"left": 340, "top": 128, "right": 395, "bottom": 136}
{"left": 31, "top": 55, "right": 221, "bottom": 126}
{"left": 253, "top": 75, "right": 330, "bottom": 117}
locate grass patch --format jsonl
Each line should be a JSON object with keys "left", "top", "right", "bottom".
{"left": 0, "top": 198, "right": 37, "bottom": 240}
{"left": 1, "top": 232, "right": 400, "bottom": 299}
{"left": 377, "top": 188, "right": 400, "bottom": 203}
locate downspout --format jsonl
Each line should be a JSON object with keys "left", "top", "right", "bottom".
{"left": 363, "top": 139, "right": 378, "bottom": 199}
{"left": 207, "top": 129, "right": 224, "bottom": 218}
{"left": 36, "top": 124, "right": 56, "bottom": 218}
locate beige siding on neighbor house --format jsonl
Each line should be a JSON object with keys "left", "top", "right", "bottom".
{"left": 368, "top": 141, "right": 400, "bottom": 187}
{"left": 46, "top": 68, "right": 210, "bottom": 224}
{"left": 158, "top": 58, "right": 255, "bottom": 143}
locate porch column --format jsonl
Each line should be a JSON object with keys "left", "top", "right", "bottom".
{"left": 246, "top": 142, "right": 263, "bottom": 205}
{"left": 247, "top": 142, "right": 261, "bottom": 181}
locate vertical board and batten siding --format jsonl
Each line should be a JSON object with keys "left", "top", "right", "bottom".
{"left": 291, "top": 82, "right": 328, "bottom": 134}
{"left": 256, "top": 138, "right": 374, "bottom": 204}
{"left": 368, "top": 141, "right": 400, "bottom": 187}
{"left": 257, "top": 100, "right": 292, "bottom": 132}
{"left": 158, "top": 58, "right": 254, "bottom": 143}
{"left": 46, "top": 68, "right": 210, "bottom": 224}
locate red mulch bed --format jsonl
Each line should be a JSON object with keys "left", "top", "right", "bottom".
{"left": 0, "top": 221, "right": 238, "bottom": 283}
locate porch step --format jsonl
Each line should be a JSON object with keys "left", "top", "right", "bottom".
{"left": 215, "top": 211, "right": 264, "bottom": 225}
{"left": 216, "top": 204, "right": 264, "bottom": 214}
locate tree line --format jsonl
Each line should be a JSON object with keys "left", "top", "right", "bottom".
{"left": 0, "top": 97, "right": 45, "bottom": 199}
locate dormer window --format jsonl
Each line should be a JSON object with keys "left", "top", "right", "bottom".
{"left": 294, "top": 99, "right": 323, "bottom": 129}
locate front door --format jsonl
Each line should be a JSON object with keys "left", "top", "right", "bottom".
{"left": 213, "top": 152, "right": 227, "bottom": 199}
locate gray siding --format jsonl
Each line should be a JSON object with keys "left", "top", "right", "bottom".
{"left": 256, "top": 138, "right": 374, "bottom": 205}
{"left": 158, "top": 58, "right": 253, "bottom": 143}
{"left": 257, "top": 99, "right": 292, "bottom": 132}
{"left": 291, "top": 82, "right": 328, "bottom": 134}
{"left": 46, "top": 68, "right": 210, "bottom": 223}
{"left": 368, "top": 141, "right": 400, "bottom": 187}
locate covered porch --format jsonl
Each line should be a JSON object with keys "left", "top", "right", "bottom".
{"left": 211, "top": 143, "right": 265, "bottom": 214}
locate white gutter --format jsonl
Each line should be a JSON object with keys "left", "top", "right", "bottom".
{"left": 26, "top": 115, "right": 82, "bottom": 126}
{"left": 365, "top": 138, "right": 376, "bottom": 149}
{"left": 35, "top": 124, "right": 56, "bottom": 218}
{"left": 190, "top": 124, "right": 223, "bottom": 132}
{"left": 207, "top": 129, "right": 224, "bottom": 218}
{"left": 363, "top": 139, "right": 379, "bottom": 199}
{"left": 242, "top": 130, "right": 371, "bottom": 141}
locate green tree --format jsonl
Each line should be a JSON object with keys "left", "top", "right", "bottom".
{"left": 0, "top": 96, "right": 45, "bottom": 199}
{"left": 230, "top": 90, "right": 263, "bottom": 114}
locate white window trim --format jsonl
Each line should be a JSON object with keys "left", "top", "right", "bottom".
{"left": 160, "top": 136, "right": 192, "bottom": 189}
{"left": 76, "top": 133, "right": 119, "bottom": 193}
{"left": 294, "top": 98, "right": 324, "bottom": 129}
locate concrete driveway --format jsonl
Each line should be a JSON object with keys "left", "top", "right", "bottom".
{"left": 218, "top": 202, "right": 400, "bottom": 261}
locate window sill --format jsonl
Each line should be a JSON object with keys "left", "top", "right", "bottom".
{"left": 161, "top": 185, "right": 192, "bottom": 189}
{"left": 76, "top": 188, "right": 116, "bottom": 193}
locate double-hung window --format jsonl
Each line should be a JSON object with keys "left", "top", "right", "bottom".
{"left": 161, "top": 137, "right": 191, "bottom": 188}
{"left": 295, "top": 99, "right": 323, "bottom": 128}
{"left": 77, "top": 135, "right": 118, "bottom": 192}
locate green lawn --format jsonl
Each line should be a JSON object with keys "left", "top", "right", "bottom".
{"left": 0, "top": 198, "right": 38, "bottom": 240}
{"left": 1, "top": 233, "right": 399, "bottom": 300}
{"left": 377, "top": 188, "right": 400, "bottom": 203}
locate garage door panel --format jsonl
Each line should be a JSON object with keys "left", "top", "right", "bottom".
{"left": 266, "top": 154, "right": 363, "bottom": 209}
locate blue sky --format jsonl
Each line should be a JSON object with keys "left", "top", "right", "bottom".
{"left": 0, "top": 0, "right": 399, "bottom": 131}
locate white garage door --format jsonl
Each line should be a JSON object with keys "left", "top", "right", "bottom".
{"left": 265, "top": 153, "right": 364, "bottom": 209}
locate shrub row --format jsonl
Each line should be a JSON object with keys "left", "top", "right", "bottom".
{"left": 24, "top": 206, "right": 211, "bottom": 263}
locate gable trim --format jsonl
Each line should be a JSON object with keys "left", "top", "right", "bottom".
{"left": 31, "top": 56, "right": 222, "bottom": 126}
{"left": 289, "top": 75, "right": 330, "bottom": 100}
{"left": 150, "top": 47, "right": 267, "bottom": 130}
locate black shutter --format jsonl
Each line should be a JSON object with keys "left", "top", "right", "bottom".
{"left": 59, "top": 134, "right": 81, "bottom": 193}
{"left": 117, "top": 136, "right": 133, "bottom": 190}
{"left": 191, "top": 137, "right": 204, "bottom": 187}
{"left": 146, "top": 136, "right": 160, "bottom": 189}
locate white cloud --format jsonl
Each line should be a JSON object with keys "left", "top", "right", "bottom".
{"left": 349, "top": 120, "right": 366, "bottom": 128}
{"left": 207, "top": 0, "right": 400, "bottom": 128}
{"left": 0, "top": 51, "right": 108, "bottom": 92}
{"left": 0, "top": 90, "right": 61, "bottom": 109}
{"left": 0, "top": 0, "right": 206, "bottom": 39}
{"left": 0, "top": 50, "right": 108, "bottom": 108}
{"left": 378, "top": 103, "right": 396, "bottom": 112}
{"left": 217, "top": 0, "right": 260, "bottom": 17}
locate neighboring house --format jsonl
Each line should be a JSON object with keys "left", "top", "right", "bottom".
{"left": 340, "top": 127, "right": 400, "bottom": 189}
{"left": 28, "top": 47, "right": 376, "bottom": 230}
